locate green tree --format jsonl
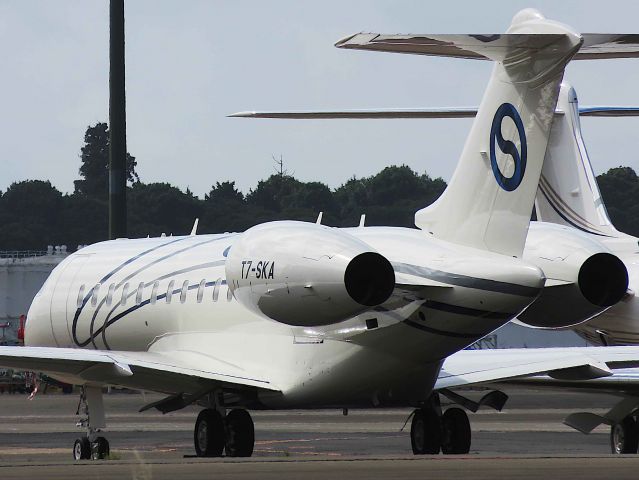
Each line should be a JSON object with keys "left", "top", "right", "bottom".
{"left": 127, "top": 183, "right": 202, "bottom": 238}
{"left": 0, "top": 180, "right": 64, "bottom": 250}
{"left": 334, "top": 165, "right": 446, "bottom": 227}
{"left": 73, "top": 123, "right": 139, "bottom": 198}
{"left": 597, "top": 166, "right": 639, "bottom": 236}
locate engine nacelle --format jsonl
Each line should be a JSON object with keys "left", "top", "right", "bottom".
{"left": 519, "top": 222, "right": 628, "bottom": 328}
{"left": 225, "top": 221, "right": 395, "bottom": 326}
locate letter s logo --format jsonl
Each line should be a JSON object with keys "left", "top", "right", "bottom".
{"left": 489, "top": 103, "right": 527, "bottom": 192}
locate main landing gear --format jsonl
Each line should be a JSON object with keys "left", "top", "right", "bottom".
{"left": 193, "top": 396, "right": 255, "bottom": 457}
{"left": 611, "top": 414, "right": 639, "bottom": 454}
{"left": 73, "top": 386, "right": 110, "bottom": 460}
{"left": 410, "top": 395, "right": 471, "bottom": 455}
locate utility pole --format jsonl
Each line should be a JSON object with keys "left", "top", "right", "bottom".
{"left": 109, "top": 0, "right": 127, "bottom": 239}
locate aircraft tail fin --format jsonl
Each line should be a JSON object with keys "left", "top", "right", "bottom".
{"left": 535, "top": 83, "right": 622, "bottom": 238}
{"left": 352, "top": 9, "right": 584, "bottom": 257}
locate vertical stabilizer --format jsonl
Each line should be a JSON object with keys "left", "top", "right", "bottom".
{"left": 535, "top": 83, "right": 621, "bottom": 237}
{"left": 411, "top": 10, "right": 582, "bottom": 257}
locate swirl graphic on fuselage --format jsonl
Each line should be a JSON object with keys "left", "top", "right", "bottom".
{"left": 489, "top": 103, "right": 527, "bottom": 192}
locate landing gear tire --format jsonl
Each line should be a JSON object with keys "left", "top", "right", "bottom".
{"left": 611, "top": 416, "right": 639, "bottom": 454}
{"left": 441, "top": 407, "right": 471, "bottom": 454}
{"left": 225, "top": 409, "right": 255, "bottom": 457}
{"left": 194, "top": 408, "right": 225, "bottom": 457}
{"left": 411, "top": 408, "right": 441, "bottom": 454}
{"left": 73, "top": 436, "right": 91, "bottom": 460}
{"left": 92, "top": 436, "right": 110, "bottom": 460}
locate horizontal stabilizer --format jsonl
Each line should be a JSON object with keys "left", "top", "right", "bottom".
{"left": 229, "top": 108, "right": 478, "bottom": 119}
{"left": 579, "top": 106, "right": 639, "bottom": 117}
{"left": 229, "top": 107, "right": 639, "bottom": 120}
{"left": 335, "top": 33, "right": 639, "bottom": 60}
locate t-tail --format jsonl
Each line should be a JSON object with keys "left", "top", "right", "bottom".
{"left": 234, "top": 9, "right": 639, "bottom": 256}
{"left": 359, "top": 9, "right": 583, "bottom": 258}
{"left": 535, "top": 82, "right": 632, "bottom": 239}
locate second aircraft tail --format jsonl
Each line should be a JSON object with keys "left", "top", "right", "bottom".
{"left": 535, "top": 83, "right": 624, "bottom": 238}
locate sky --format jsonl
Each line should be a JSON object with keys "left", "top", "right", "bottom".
{"left": 2, "top": 0, "right": 639, "bottom": 197}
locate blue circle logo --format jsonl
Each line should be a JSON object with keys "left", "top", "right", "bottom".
{"left": 489, "top": 103, "right": 527, "bottom": 192}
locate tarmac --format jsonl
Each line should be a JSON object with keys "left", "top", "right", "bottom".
{"left": 0, "top": 388, "right": 636, "bottom": 479}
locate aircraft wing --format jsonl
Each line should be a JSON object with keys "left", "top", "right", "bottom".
{"left": 501, "top": 368, "right": 639, "bottom": 395}
{"left": 435, "top": 346, "right": 639, "bottom": 390}
{"left": 0, "top": 346, "right": 278, "bottom": 395}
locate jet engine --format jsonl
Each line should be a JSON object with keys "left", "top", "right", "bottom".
{"left": 225, "top": 221, "right": 395, "bottom": 326}
{"left": 519, "top": 222, "right": 628, "bottom": 328}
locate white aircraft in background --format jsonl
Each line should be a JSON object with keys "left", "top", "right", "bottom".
{"left": 519, "top": 81, "right": 639, "bottom": 454}
{"left": 3, "top": 9, "right": 639, "bottom": 460}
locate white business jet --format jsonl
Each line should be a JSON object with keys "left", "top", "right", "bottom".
{"left": 238, "top": 76, "right": 639, "bottom": 455}
{"left": 3, "top": 9, "right": 639, "bottom": 460}
{"left": 513, "top": 82, "right": 639, "bottom": 454}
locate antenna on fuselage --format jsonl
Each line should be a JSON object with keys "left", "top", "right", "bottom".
{"left": 190, "top": 218, "right": 199, "bottom": 236}
{"left": 316, "top": 212, "right": 323, "bottom": 225}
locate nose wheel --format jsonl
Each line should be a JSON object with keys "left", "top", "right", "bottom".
{"left": 193, "top": 408, "right": 255, "bottom": 457}
{"left": 73, "top": 437, "right": 91, "bottom": 460}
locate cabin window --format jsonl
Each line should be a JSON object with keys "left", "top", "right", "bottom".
{"left": 91, "top": 284, "right": 101, "bottom": 307}
{"left": 197, "top": 279, "right": 206, "bottom": 303}
{"left": 76, "top": 285, "right": 86, "bottom": 308}
{"left": 121, "top": 283, "right": 129, "bottom": 306}
{"left": 226, "top": 283, "right": 233, "bottom": 302}
{"left": 212, "top": 278, "right": 221, "bottom": 302}
{"left": 166, "top": 280, "right": 175, "bottom": 304}
{"left": 180, "top": 280, "right": 189, "bottom": 304}
{"left": 135, "top": 282, "right": 144, "bottom": 306}
{"left": 106, "top": 284, "right": 115, "bottom": 307}
{"left": 150, "top": 281, "right": 159, "bottom": 304}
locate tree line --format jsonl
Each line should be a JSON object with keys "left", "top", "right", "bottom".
{"left": 0, "top": 122, "right": 636, "bottom": 251}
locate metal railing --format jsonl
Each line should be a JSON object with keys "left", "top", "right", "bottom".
{"left": 0, "top": 250, "right": 49, "bottom": 259}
